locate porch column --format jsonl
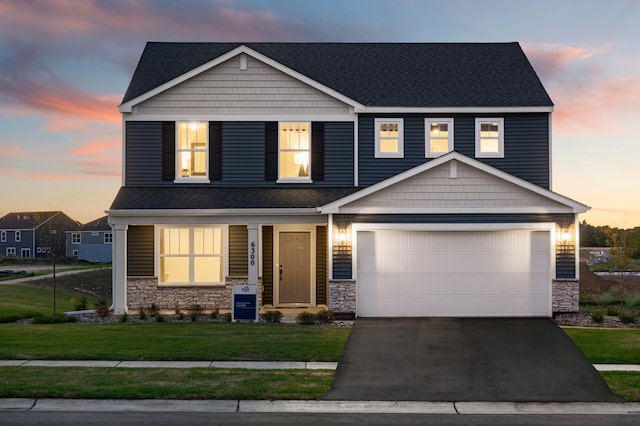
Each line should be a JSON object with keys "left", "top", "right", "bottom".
{"left": 111, "top": 223, "right": 128, "bottom": 314}
{"left": 247, "top": 223, "right": 259, "bottom": 286}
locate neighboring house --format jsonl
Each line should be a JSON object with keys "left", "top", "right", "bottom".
{"left": 66, "top": 216, "right": 113, "bottom": 263}
{"left": 108, "top": 42, "right": 589, "bottom": 317}
{"left": 0, "top": 211, "right": 81, "bottom": 259}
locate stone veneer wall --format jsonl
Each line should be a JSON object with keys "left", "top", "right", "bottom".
{"left": 552, "top": 279, "right": 579, "bottom": 313}
{"left": 127, "top": 276, "right": 262, "bottom": 311}
{"left": 328, "top": 279, "right": 356, "bottom": 314}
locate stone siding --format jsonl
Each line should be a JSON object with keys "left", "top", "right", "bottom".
{"left": 329, "top": 279, "right": 356, "bottom": 314}
{"left": 552, "top": 279, "right": 579, "bottom": 313}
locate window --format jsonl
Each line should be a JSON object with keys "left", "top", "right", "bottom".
{"left": 21, "top": 248, "right": 30, "bottom": 258}
{"left": 0, "top": 231, "right": 5, "bottom": 242}
{"left": 71, "top": 233, "right": 81, "bottom": 244}
{"left": 425, "top": 118, "right": 454, "bottom": 157}
{"left": 15, "top": 231, "right": 21, "bottom": 242}
{"left": 278, "top": 122, "right": 311, "bottom": 181}
{"left": 375, "top": 118, "right": 404, "bottom": 158}
{"left": 104, "top": 233, "right": 113, "bottom": 244}
{"left": 73, "top": 250, "right": 78, "bottom": 257}
{"left": 158, "top": 226, "right": 225, "bottom": 285}
{"left": 6, "top": 248, "right": 15, "bottom": 256}
{"left": 176, "top": 122, "right": 208, "bottom": 181}
{"left": 476, "top": 118, "right": 504, "bottom": 158}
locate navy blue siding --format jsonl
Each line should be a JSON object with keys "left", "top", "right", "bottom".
{"left": 222, "top": 122, "right": 266, "bottom": 186}
{"left": 125, "top": 121, "right": 163, "bottom": 186}
{"left": 358, "top": 113, "right": 550, "bottom": 188}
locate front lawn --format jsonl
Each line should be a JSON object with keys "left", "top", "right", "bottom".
{"left": 0, "top": 284, "right": 100, "bottom": 317}
{"left": 600, "top": 371, "right": 640, "bottom": 402}
{"left": 563, "top": 328, "right": 640, "bottom": 364}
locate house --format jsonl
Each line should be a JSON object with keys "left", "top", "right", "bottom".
{"left": 0, "top": 211, "right": 80, "bottom": 259}
{"left": 65, "top": 216, "right": 113, "bottom": 263}
{"left": 108, "top": 42, "right": 589, "bottom": 317}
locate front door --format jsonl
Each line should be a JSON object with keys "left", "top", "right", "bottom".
{"left": 278, "top": 232, "right": 311, "bottom": 304}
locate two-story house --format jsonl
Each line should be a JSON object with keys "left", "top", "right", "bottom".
{"left": 0, "top": 211, "right": 80, "bottom": 259}
{"left": 108, "top": 42, "right": 588, "bottom": 317}
{"left": 65, "top": 216, "right": 113, "bottom": 263}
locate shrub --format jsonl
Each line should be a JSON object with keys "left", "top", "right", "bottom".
{"left": 188, "top": 304, "right": 204, "bottom": 322}
{"left": 71, "top": 296, "right": 88, "bottom": 311}
{"left": 174, "top": 302, "right": 181, "bottom": 315}
{"left": 594, "top": 287, "right": 621, "bottom": 306}
{"left": 94, "top": 299, "right": 110, "bottom": 318}
{"left": 625, "top": 293, "right": 640, "bottom": 308}
{"left": 606, "top": 307, "right": 620, "bottom": 317}
{"left": 209, "top": 308, "right": 219, "bottom": 320}
{"left": 261, "top": 310, "right": 283, "bottom": 324}
{"left": 221, "top": 312, "right": 232, "bottom": 322}
{"left": 156, "top": 315, "right": 165, "bottom": 322}
{"left": 147, "top": 303, "right": 160, "bottom": 317}
{"left": 138, "top": 306, "right": 147, "bottom": 320}
{"left": 296, "top": 311, "right": 317, "bottom": 325}
{"left": 32, "top": 315, "right": 77, "bottom": 324}
{"left": 119, "top": 312, "right": 128, "bottom": 323}
{"left": 591, "top": 311, "right": 604, "bottom": 324}
{"left": 316, "top": 309, "right": 335, "bottom": 324}
{"left": 620, "top": 314, "right": 636, "bottom": 324}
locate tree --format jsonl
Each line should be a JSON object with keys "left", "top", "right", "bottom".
{"left": 35, "top": 214, "right": 67, "bottom": 315}
{"left": 605, "top": 227, "right": 631, "bottom": 312}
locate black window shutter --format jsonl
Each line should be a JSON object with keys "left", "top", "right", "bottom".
{"left": 311, "top": 122, "right": 325, "bottom": 181}
{"left": 265, "top": 122, "right": 278, "bottom": 181}
{"left": 161, "top": 121, "right": 175, "bottom": 181}
{"left": 209, "top": 121, "right": 222, "bottom": 181}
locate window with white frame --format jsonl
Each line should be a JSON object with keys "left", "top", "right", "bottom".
{"left": 104, "top": 233, "right": 113, "bottom": 244}
{"left": 475, "top": 118, "right": 504, "bottom": 158}
{"left": 176, "top": 122, "right": 208, "bottom": 180}
{"left": 73, "top": 250, "right": 78, "bottom": 257}
{"left": 15, "top": 231, "right": 21, "bottom": 242}
{"left": 279, "top": 122, "right": 311, "bottom": 181}
{"left": 425, "top": 118, "right": 454, "bottom": 157}
{"left": 0, "top": 231, "right": 5, "bottom": 242}
{"left": 158, "top": 226, "right": 225, "bottom": 285}
{"left": 6, "top": 248, "right": 16, "bottom": 256}
{"left": 71, "top": 233, "right": 81, "bottom": 244}
{"left": 375, "top": 118, "right": 404, "bottom": 158}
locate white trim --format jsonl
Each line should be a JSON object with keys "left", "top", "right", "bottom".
{"left": 174, "top": 121, "right": 209, "bottom": 182}
{"left": 0, "top": 230, "right": 5, "bottom": 242}
{"left": 574, "top": 214, "right": 580, "bottom": 280}
{"left": 273, "top": 225, "right": 316, "bottom": 307}
{"left": 123, "top": 114, "right": 356, "bottom": 122}
{"left": 328, "top": 214, "right": 334, "bottom": 281}
{"left": 278, "top": 121, "right": 312, "bottom": 182}
{"left": 357, "top": 106, "right": 553, "bottom": 113}
{"left": 6, "top": 247, "right": 16, "bottom": 256}
{"left": 475, "top": 117, "right": 504, "bottom": 158}
{"left": 354, "top": 115, "right": 358, "bottom": 187}
{"left": 319, "top": 151, "right": 590, "bottom": 214}
{"left": 119, "top": 45, "right": 366, "bottom": 113}
{"left": 121, "top": 115, "right": 126, "bottom": 186}
{"left": 374, "top": 118, "right": 404, "bottom": 158}
{"left": 20, "top": 248, "right": 30, "bottom": 258}
{"left": 333, "top": 207, "right": 576, "bottom": 214}
{"left": 548, "top": 112, "right": 553, "bottom": 190}
{"left": 14, "top": 230, "right": 21, "bottom": 243}
{"left": 425, "top": 118, "right": 454, "bottom": 158}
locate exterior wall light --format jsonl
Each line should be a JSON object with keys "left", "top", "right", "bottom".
{"left": 338, "top": 230, "right": 347, "bottom": 246}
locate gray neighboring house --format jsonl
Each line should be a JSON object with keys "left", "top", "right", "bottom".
{"left": 108, "top": 42, "right": 589, "bottom": 317}
{"left": 0, "top": 211, "right": 80, "bottom": 259}
{"left": 66, "top": 216, "right": 113, "bottom": 263}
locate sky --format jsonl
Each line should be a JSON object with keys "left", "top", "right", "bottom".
{"left": 0, "top": 0, "right": 639, "bottom": 228}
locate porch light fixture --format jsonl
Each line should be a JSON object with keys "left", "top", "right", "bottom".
{"left": 338, "top": 230, "right": 347, "bottom": 246}
{"left": 557, "top": 228, "right": 570, "bottom": 246}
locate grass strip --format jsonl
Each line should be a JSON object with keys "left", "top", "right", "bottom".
{"left": 563, "top": 328, "right": 640, "bottom": 364}
{"left": 0, "top": 284, "right": 100, "bottom": 317}
{"left": 0, "top": 367, "right": 333, "bottom": 400}
{"left": 0, "top": 322, "right": 349, "bottom": 361}
{"left": 600, "top": 371, "right": 640, "bottom": 402}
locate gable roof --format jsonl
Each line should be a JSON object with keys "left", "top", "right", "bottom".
{"left": 121, "top": 42, "right": 553, "bottom": 110}
{"left": 0, "top": 211, "right": 62, "bottom": 230}
{"left": 81, "top": 216, "right": 111, "bottom": 232}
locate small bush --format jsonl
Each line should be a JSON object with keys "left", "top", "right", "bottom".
{"left": 119, "top": 313, "right": 128, "bottom": 323}
{"left": 174, "top": 302, "right": 181, "bottom": 315}
{"left": 188, "top": 304, "right": 204, "bottom": 322}
{"left": 606, "top": 307, "right": 620, "bottom": 317}
{"left": 178, "top": 313, "right": 184, "bottom": 320}
{"left": 94, "top": 299, "right": 110, "bottom": 318}
{"left": 591, "top": 311, "right": 604, "bottom": 324}
{"left": 261, "top": 310, "right": 283, "bottom": 323}
{"left": 316, "top": 309, "right": 335, "bottom": 324}
{"left": 156, "top": 315, "right": 165, "bottom": 322}
{"left": 71, "top": 296, "right": 88, "bottom": 311}
{"left": 32, "top": 315, "right": 77, "bottom": 324}
{"left": 625, "top": 294, "right": 640, "bottom": 308}
{"left": 138, "top": 306, "right": 147, "bottom": 320}
{"left": 209, "top": 308, "right": 219, "bottom": 320}
{"left": 296, "top": 311, "right": 317, "bottom": 325}
{"left": 620, "top": 314, "right": 636, "bottom": 324}
{"left": 147, "top": 303, "right": 160, "bottom": 317}
{"left": 221, "top": 312, "right": 232, "bottom": 322}
{"left": 594, "top": 287, "right": 621, "bottom": 306}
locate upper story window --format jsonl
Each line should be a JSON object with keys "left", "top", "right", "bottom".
{"left": 15, "top": 231, "right": 21, "bottom": 243}
{"left": 176, "top": 122, "right": 208, "bottom": 182}
{"left": 375, "top": 118, "right": 404, "bottom": 158}
{"left": 71, "top": 233, "right": 81, "bottom": 244}
{"left": 104, "top": 233, "right": 113, "bottom": 244}
{"left": 475, "top": 118, "right": 504, "bottom": 158}
{"left": 0, "top": 231, "right": 5, "bottom": 242}
{"left": 425, "top": 118, "right": 454, "bottom": 158}
{"left": 279, "top": 122, "right": 311, "bottom": 182}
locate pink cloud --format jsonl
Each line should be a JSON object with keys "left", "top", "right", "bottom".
{"left": 0, "top": 142, "right": 28, "bottom": 160}
{"left": 70, "top": 138, "right": 120, "bottom": 156}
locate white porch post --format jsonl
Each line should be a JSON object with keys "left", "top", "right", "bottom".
{"left": 111, "top": 223, "right": 128, "bottom": 314}
{"left": 247, "top": 223, "right": 259, "bottom": 286}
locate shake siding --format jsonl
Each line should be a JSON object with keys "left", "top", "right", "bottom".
{"left": 134, "top": 55, "right": 351, "bottom": 115}
{"left": 228, "top": 225, "right": 248, "bottom": 275}
{"left": 127, "top": 226, "right": 154, "bottom": 276}
{"left": 125, "top": 122, "right": 163, "bottom": 186}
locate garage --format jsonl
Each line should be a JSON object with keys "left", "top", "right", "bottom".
{"left": 356, "top": 229, "right": 551, "bottom": 317}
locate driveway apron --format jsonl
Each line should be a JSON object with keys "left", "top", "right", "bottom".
{"left": 323, "top": 318, "right": 621, "bottom": 402}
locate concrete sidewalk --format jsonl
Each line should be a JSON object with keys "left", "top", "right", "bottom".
{"left": 1, "top": 398, "right": 640, "bottom": 415}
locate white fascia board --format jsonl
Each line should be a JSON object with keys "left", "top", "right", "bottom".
{"left": 119, "top": 45, "right": 365, "bottom": 113}
{"left": 355, "top": 106, "right": 554, "bottom": 113}
{"left": 123, "top": 113, "right": 356, "bottom": 122}
{"left": 320, "top": 151, "right": 590, "bottom": 214}
{"left": 336, "top": 207, "right": 575, "bottom": 215}
{"left": 353, "top": 222, "right": 555, "bottom": 232}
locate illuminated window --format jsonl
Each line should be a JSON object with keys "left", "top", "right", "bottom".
{"left": 158, "top": 226, "right": 225, "bottom": 285}
{"left": 104, "top": 233, "right": 112, "bottom": 244}
{"left": 425, "top": 118, "right": 454, "bottom": 157}
{"left": 71, "top": 233, "right": 81, "bottom": 244}
{"left": 475, "top": 118, "right": 504, "bottom": 158}
{"left": 279, "top": 122, "right": 311, "bottom": 181}
{"left": 375, "top": 118, "right": 403, "bottom": 158}
{"left": 176, "top": 122, "right": 208, "bottom": 181}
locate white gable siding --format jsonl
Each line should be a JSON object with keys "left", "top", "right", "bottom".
{"left": 134, "top": 55, "right": 351, "bottom": 115}
{"left": 344, "top": 161, "right": 571, "bottom": 211}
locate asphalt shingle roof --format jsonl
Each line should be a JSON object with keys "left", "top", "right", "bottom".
{"left": 122, "top": 42, "right": 553, "bottom": 108}
{"left": 109, "top": 187, "right": 360, "bottom": 211}
{"left": 0, "top": 211, "right": 61, "bottom": 230}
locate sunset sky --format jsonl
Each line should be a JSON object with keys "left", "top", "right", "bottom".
{"left": 0, "top": 0, "right": 638, "bottom": 227}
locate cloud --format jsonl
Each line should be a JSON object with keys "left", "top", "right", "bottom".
{"left": 67, "top": 136, "right": 121, "bottom": 177}
{"left": 71, "top": 139, "right": 120, "bottom": 156}
{"left": 0, "top": 141, "right": 28, "bottom": 160}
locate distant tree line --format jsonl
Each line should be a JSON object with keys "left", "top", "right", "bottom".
{"left": 580, "top": 221, "right": 640, "bottom": 259}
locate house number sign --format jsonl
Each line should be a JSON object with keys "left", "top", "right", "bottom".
{"left": 247, "top": 224, "right": 259, "bottom": 286}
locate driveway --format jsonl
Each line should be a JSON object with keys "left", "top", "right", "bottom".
{"left": 323, "top": 318, "right": 621, "bottom": 402}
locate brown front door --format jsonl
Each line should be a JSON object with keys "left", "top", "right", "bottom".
{"left": 278, "top": 232, "right": 311, "bottom": 304}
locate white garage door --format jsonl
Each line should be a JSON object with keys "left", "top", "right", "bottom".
{"left": 357, "top": 230, "right": 551, "bottom": 317}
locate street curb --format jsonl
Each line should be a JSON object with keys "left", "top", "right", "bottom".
{"left": 0, "top": 360, "right": 339, "bottom": 370}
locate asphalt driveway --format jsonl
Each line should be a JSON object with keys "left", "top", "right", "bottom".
{"left": 323, "top": 318, "right": 621, "bottom": 402}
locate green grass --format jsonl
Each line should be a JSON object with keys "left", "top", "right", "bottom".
{"left": 600, "top": 372, "right": 640, "bottom": 401}
{"left": 0, "top": 322, "right": 350, "bottom": 361}
{"left": 0, "top": 284, "right": 100, "bottom": 317}
{"left": 564, "top": 328, "right": 640, "bottom": 364}
{"left": 0, "top": 366, "right": 333, "bottom": 400}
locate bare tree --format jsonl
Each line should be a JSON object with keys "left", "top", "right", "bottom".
{"left": 606, "top": 228, "right": 630, "bottom": 312}
{"left": 35, "top": 214, "right": 67, "bottom": 315}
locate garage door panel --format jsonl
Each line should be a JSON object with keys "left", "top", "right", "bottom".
{"left": 357, "top": 230, "right": 551, "bottom": 317}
